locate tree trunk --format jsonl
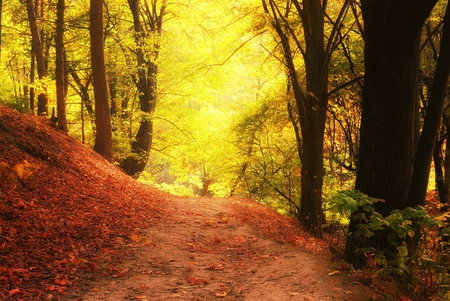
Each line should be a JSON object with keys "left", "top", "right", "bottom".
{"left": 346, "top": 0, "right": 438, "bottom": 268}
{"left": 296, "top": 0, "right": 327, "bottom": 236}
{"left": 434, "top": 135, "right": 449, "bottom": 204}
{"left": 119, "top": 0, "right": 164, "bottom": 177}
{"left": 55, "top": 0, "right": 67, "bottom": 131}
{"left": 25, "top": 0, "right": 48, "bottom": 116}
{"left": 29, "top": 52, "right": 35, "bottom": 113}
{"left": 262, "top": 0, "right": 352, "bottom": 236}
{"left": 445, "top": 117, "right": 450, "bottom": 205}
{"left": 70, "top": 69, "right": 94, "bottom": 116}
{"left": 408, "top": 2, "right": 450, "bottom": 207}
{"left": 90, "top": 0, "right": 112, "bottom": 162}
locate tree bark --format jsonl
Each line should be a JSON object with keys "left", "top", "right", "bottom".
{"left": 346, "top": 0, "right": 438, "bottom": 268}
{"left": 90, "top": 0, "right": 112, "bottom": 162}
{"left": 408, "top": 2, "right": 450, "bottom": 207}
{"left": 55, "top": 0, "right": 67, "bottom": 131}
{"left": 262, "top": 0, "right": 351, "bottom": 236}
{"left": 119, "top": 0, "right": 164, "bottom": 177}
{"left": 296, "top": 0, "right": 328, "bottom": 236}
{"left": 355, "top": 0, "right": 437, "bottom": 215}
{"left": 25, "top": 0, "right": 48, "bottom": 116}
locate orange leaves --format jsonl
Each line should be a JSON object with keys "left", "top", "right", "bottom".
{"left": 215, "top": 291, "right": 227, "bottom": 297}
{"left": 8, "top": 288, "right": 20, "bottom": 297}
{"left": 188, "top": 276, "right": 209, "bottom": 285}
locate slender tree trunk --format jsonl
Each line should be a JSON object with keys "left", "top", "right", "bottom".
{"left": 445, "top": 118, "right": 450, "bottom": 205}
{"left": 25, "top": 0, "right": 48, "bottom": 116}
{"left": 90, "top": 0, "right": 112, "bottom": 162}
{"left": 55, "top": 0, "right": 67, "bottom": 131}
{"left": 0, "top": 0, "right": 3, "bottom": 60}
{"left": 70, "top": 69, "right": 94, "bottom": 115}
{"left": 119, "top": 0, "right": 164, "bottom": 177}
{"left": 408, "top": 2, "right": 450, "bottom": 207}
{"left": 29, "top": 51, "right": 35, "bottom": 113}
{"left": 434, "top": 135, "right": 449, "bottom": 204}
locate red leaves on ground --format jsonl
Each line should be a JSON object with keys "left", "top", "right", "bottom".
{"left": 0, "top": 105, "right": 169, "bottom": 300}
{"left": 188, "top": 276, "right": 209, "bottom": 285}
{"left": 230, "top": 198, "right": 331, "bottom": 257}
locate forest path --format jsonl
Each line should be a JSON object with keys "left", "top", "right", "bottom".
{"left": 69, "top": 197, "right": 368, "bottom": 301}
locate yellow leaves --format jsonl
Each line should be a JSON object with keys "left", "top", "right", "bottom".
{"left": 215, "top": 291, "right": 227, "bottom": 297}
{"left": 131, "top": 233, "right": 148, "bottom": 242}
{"left": 0, "top": 160, "right": 38, "bottom": 186}
{"left": 328, "top": 270, "right": 341, "bottom": 276}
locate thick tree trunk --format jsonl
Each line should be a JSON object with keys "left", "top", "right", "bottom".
{"left": 346, "top": 0, "right": 438, "bottom": 268}
{"left": 296, "top": 0, "right": 327, "bottom": 236}
{"left": 90, "top": 0, "right": 112, "bottom": 162}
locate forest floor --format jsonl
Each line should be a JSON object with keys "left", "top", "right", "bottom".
{"left": 0, "top": 104, "right": 407, "bottom": 300}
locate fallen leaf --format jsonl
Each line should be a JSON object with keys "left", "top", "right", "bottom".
{"left": 55, "top": 278, "right": 67, "bottom": 285}
{"left": 189, "top": 276, "right": 209, "bottom": 285}
{"left": 113, "top": 268, "right": 130, "bottom": 277}
{"left": 328, "top": 270, "right": 341, "bottom": 276}
{"left": 9, "top": 288, "right": 20, "bottom": 297}
{"left": 11, "top": 268, "right": 29, "bottom": 274}
{"left": 215, "top": 291, "right": 227, "bottom": 297}
{"left": 135, "top": 296, "right": 147, "bottom": 299}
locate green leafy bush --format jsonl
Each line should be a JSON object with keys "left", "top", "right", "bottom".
{"left": 329, "top": 190, "right": 450, "bottom": 298}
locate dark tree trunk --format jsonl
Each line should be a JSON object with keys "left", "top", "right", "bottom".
{"left": 434, "top": 135, "right": 449, "bottom": 204}
{"left": 346, "top": 0, "right": 438, "bottom": 268}
{"left": 119, "top": 0, "right": 164, "bottom": 177}
{"left": 55, "top": 0, "right": 67, "bottom": 131}
{"left": 262, "top": 0, "right": 351, "bottom": 236}
{"left": 90, "top": 0, "right": 112, "bottom": 162}
{"left": 445, "top": 117, "right": 450, "bottom": 205}
{"left": 25, "top": 0, "right": 48, "bottom": 116}
{"left": 297, "top": 0, "right": 327, "bottom": 235}
{"left": 408, "top": 2, "right": 450, "bottom": 207}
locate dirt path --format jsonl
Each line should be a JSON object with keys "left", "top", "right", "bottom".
{"left": 67, "top": 197, "right": 373, "bottom": 301}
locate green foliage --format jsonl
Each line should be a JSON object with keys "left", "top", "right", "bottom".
{"left": 329, "top": 190, "right": 450, "bottom": 298}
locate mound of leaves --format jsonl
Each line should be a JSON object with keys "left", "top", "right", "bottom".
{"left": 0, "top": 105, "right": 169, "bottom": 300}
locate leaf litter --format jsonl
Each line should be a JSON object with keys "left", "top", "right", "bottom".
{"left": 0, "top": 105, "right": 407, "bottom": 300}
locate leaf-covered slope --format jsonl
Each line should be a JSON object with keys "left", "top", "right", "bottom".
{"left": 0, "top": 105, "right": 168, "bottom": 299}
